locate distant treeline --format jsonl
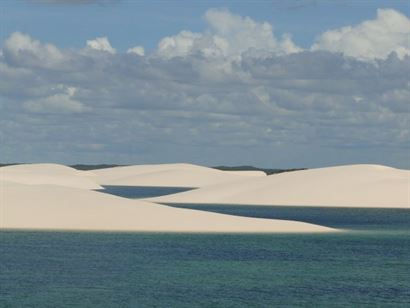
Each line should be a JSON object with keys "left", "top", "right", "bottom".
{"left": 70, "top": 164, "right": 126, "bottom": 170}
{"left": 213, "top": 166, "right": 306, "bottom": 175}
{"left": 0, "top": 163, "right": 306, "bottom": 174}
{"left": 0, "top": 163, "right": 20, "bottom": 167}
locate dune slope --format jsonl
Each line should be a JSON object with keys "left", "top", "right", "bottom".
{"left": 148, "top": 165, "right": 410, "bottom": 208}
{"left": 1, "top": 180, "right": 334, "bottom": 233}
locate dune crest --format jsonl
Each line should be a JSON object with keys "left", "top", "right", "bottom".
{"left": 0, "top": 163, "right": 101, "bottom": 190}
{"left": 91, "top": 163, "right": 266, "bottom": 187}
{"left": 148, "top": 164, "right": 410, "bottom": 208}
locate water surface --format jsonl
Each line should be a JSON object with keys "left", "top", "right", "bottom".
{"left": 2, "top": 185, "right": 409, "bottom": 307}
{"left": 1, "top": 230, "right": 409, "bottom": 307}
{"left": 167, "top": 203, "right": 410, "bottom": 231}
{"left": 98, "top": 185, "right": 194, "bottom": 199}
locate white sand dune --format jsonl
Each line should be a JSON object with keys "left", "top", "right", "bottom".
{"left": 148, "top": 165, "right": 410, "bottom": 208}
{"left": 0, "top": 180, "right": 334, "bottom": 233}
{"left": 0, "top": 163, "right": 101, "bottom": 190}
{"left": 91, "top": 163, "right": 266, "bottom": 187}
{"left": 220, "top": 170, "right": 268, "bottom": 177}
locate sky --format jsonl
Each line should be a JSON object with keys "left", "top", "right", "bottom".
{"left": 0, "top": 0, "right": 409, "bottom": 168}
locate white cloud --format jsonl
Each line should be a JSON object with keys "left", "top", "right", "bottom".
{"left": 86, "top": 37, "right": 116, "bottom": 54}
{"left": 127, "top": 46, "right": 145, "bottom": 56}
{"left": 23, "top": 86, "right": 89, "bottom": 113}
{"left": 157, "top": 8, "right": 302, "bottom": 59}
{"left": 3, "top": 32, "right": 64, "bottom": 67}
{"left": 312, "top": 9, "right": 410, "bottom": 61}
{"left": 1, "top": 9, "right": 409, "bottom": 167}
{"left": 158, "top": 31, "right": 202, "bottom": 58}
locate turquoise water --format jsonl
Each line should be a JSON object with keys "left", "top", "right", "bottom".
{"left": 1, "top": 186, "right": 409, "bottom": 307}
{"left": 1, "top": 231, "right": 410, "bottom": 307}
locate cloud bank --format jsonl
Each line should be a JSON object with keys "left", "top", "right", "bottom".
{"left": 1, "top": 8, "right": 409, "bottom": 167}
{"left": 157, "top": 8, "right": 302, "bottom": 59}
{"left": 312, "top": 8, "right": 410, "bottom": 61}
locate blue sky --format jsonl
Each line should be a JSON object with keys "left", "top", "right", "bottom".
{"left": 2, "top": 0, "right": 409, "bottom": 51}
{"left": 0, "top": 0, "right": 409, "bottom": 168}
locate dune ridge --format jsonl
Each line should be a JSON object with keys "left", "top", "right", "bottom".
{"left": 90, "top": 163, "right": 266, "bottom": 187}
{"left": 0, "top": 163, "right": 101, "bottom": 190}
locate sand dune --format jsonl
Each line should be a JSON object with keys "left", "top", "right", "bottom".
{"left": 0, "top": 163, "right": 101, "bottom": 190}
{"left": 149, "top": 165, "right": 410, "bottom": 208}
{"left": 1, "top": 180, "right": 333, "bottom": 233}
{"left": 91, "top": 163, "right": 266, "bottom": 187}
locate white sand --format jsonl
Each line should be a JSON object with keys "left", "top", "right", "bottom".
{"left": 0, "top": 180, "right": 334, "bottom": 233}
{"left": 0, "top": 163, "right": 102, "bottom": 190}
{"left": 148, "top": 165, "right": 410, "bottom": 208}
{"left": 220, "top": 170, "right": 268, "bottom": 177}
{"left": 90, "top": 163, "right": 266, "bottom": 187}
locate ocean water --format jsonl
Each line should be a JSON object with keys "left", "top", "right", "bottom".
{"left": 1, "top": 186, "right": 409, "bottom": 307}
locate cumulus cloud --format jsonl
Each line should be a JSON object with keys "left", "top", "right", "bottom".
{"left": 312, "top": 9, "right": 410, "bottom": 61}
{"left": 3, "top": 32, "right": 65, "bottom": 68}
{"left": 157, "top": 9, "right": 302, "bottom": 59}
{"left": 0, "top": 8, "right": 409, "bottom": 167}
{"left": 86, "top": 37, "right": 116, "bottom": 54}
{"left": 127, "top": 46, "right": 145, "bottom": 56}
